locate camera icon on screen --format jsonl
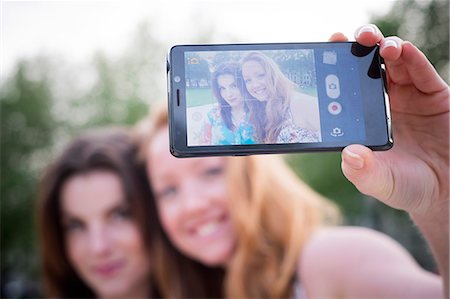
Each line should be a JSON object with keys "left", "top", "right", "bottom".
{"left": 326, "top": 75, "right": 340, "bottom": 99}
{"left": 330, "top": 127, "right": 344, "bottom": 137}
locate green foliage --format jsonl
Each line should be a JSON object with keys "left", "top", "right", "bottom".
{"left": 1, "top": 21, "right": 166, "bottom": 293}
{"left": 372, "top": 0, "right": 449, "bottom": 82}
{"left": 1, "top": 61, "right": 55, "bottom": 278}
{"left": 286, "top": 152, "right": 362, "bottom": 220}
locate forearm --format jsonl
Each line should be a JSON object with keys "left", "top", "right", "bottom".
{"left": 410, "top": 200, "right": 449, "bottom": 298}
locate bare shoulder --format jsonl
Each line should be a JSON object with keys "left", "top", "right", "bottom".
{"left": 301, "top": 226, "right": 415, "bottom": 262}
{"left": 289, "top": 91, "right": 320, "bottom": 131}
{"left": 290, "top": 91, "right": 317, "bottom": 106}
{"left": 298, "top": 226, "right": 442, "bottom": 299}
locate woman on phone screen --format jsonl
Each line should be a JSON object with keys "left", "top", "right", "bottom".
{"left": 203, "top": 62, "right": 257, "bottom": 145}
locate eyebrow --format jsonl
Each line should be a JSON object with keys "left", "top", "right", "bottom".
{"left": 62, "top": 200, "right": 129, "bottom": 221}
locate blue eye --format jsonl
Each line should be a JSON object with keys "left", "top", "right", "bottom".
{"left": 158, "top": 186, "right": 177, "bottom": 200}
{"left": 64, "top": 219, "right": 84, "bottom": 232}
{"left": 203, "top": 166, "right": 224, "bottom": 177}
{"left": 111, "top": 207, "right": 132, "bottom": 221}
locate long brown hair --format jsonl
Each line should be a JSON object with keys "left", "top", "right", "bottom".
{"left": 211, "top": 62, "right": 247, "bottom": 131}
{"left": 137, "top": 103, "right": 339, "bottom": 298}
{"left": 37, "top": 127, "right": 158, "bottom": 298}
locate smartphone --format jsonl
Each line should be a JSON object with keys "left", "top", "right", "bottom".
{"left": 167, "top": 42, "right": 392, "bottom": 157}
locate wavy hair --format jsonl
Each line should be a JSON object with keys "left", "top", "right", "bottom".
{"left": 241, "top": 52, "right": 297, "bottom": 143}
{"left": 137, "top": 103, "right": 339, "bottom": 298}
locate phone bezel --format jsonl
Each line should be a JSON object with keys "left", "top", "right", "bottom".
{"left": 167, "top": 42, "right": 393, "bottom": 157}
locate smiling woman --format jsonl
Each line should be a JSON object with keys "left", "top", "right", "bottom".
{"left": 36, "top": 127, "right": 159, "bottom": 298}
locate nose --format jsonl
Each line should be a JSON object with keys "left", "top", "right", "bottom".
{"left": 181, "top": 181, "right": 209, "bottom": 214}
{"left": 87, "top": 223, "right": 112, "bottom": 257}
{"left": 223, "top": 88, "right": 232, "bottom": 99}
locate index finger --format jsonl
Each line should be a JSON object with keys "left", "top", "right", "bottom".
{"left": 328, "top": 32, "right": 348, "bottom": 42}
{"left": 399, "top": 41, "right": 448, "bottom": 94}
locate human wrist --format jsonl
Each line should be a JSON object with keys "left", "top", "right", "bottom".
{"left": 410, "top": 198, "right": 449, "bottom": 296}
{"left": 409, "top": 197, "right": 449, "bottom": 224}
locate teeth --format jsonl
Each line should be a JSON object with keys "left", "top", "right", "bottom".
{"left": 196, "top": 221, "right": 220, "bottom": 237}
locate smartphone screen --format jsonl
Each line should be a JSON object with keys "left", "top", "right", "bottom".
{"left": 168, "top": 42, "right": 392, "bottom": 157}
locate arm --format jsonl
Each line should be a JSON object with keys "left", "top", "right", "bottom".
{"left": 289, "top": 92, "right": 321, "bottom": 133}
{"left": 333, "top": 25, "right": 449, "bottom": 296}
{"left": 299, "top": 227, "right": 444, "bottom": 299}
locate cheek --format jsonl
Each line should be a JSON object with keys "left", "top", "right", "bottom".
{"left": 156, "top": 202, "right": 180, "bottom": 238}
{"left": 66, "top": 234, "right": 86, "bottom": 269}
{"left": 115, "top": 224, "right": 151, "bottom": 277}
{"left": 220, "top": 90, "right": 227, "bottom": 99}
{"left": 114, "top": 223, "right": 146, "bottom": 252}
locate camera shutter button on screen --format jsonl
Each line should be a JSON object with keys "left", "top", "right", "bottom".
{"left": 325, "top": 75, "right": 340, "bottom": 99}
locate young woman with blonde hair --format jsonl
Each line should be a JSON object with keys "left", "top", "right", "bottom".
{"left": 139, "top": 24, "right": 448, "bottom": 299}
{"left": 138, "top": 103, "right": 338, "bottom": 298}
{"left": 240, "top": 51, "right": 321, "bottom": 143}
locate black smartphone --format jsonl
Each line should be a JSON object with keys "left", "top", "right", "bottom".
{"left": 167, "top": 42, "right": 392, "bottom": 157}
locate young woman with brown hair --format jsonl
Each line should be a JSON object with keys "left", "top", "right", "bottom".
{"left": 37, "top": 127, "right": 159, "bottom": 298}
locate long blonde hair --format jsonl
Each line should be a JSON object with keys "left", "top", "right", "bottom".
{"left": 136, "top": 102, "right": 339, "bottom": 298}
{"left": 241, "top": 52, "right": 297, "bottom": 143}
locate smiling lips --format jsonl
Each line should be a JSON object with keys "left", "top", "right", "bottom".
{"left": 190, "top": 213, "right": 229, "bottom": 239}
{"left": 226, "top": 96, "right": 238, "bottom": 103}
{"left": 251, "top": 87, "right": 267, "bottom": 100}
{"left": 93, "top": 260, "right": 125, "bottom": 277}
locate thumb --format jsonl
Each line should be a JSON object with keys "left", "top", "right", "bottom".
{"left": 341, "top": 144, "right": 394, "bottom": 204}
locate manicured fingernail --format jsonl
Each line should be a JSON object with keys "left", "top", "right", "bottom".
{"left": 356, "top": 25, "right": 376, "bottom": 38}
{"left": 343, "top": 148, "right": 364, "bottom": 170}
{"left": 384, "top": 39, "right": 398, "bottom": 49}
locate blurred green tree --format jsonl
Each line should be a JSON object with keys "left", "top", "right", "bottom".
{"left": 1, "top": 59, "right": 56, "bottom": 296}
{"left": 372, "top": 0, "right": 449, "bottom": 82}
{"left": 1, "top": 21, "right": 166, "bottom": 297}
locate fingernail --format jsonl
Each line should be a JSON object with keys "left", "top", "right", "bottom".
{"left": 343, "top": 148, "right": 364, "bottom": 170}
{"left": 383, "top": 39, "right": 398, "bottom": 49}
{"left": 356, "top": 25, "right": 376, "bottom": 38}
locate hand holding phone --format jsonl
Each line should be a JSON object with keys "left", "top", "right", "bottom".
{"left": 167, "top": 41, "right": 392, "bottom": 157}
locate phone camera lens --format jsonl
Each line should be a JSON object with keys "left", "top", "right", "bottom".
{"left": 174, "top": 76, "right": 181, "bottom": 83}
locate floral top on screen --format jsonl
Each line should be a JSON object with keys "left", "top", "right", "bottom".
{"left": 276, "top": 110, "right": 319, "bottom": 143}
{"left": 202, "top": 106, "right": 257, "bottom": 145}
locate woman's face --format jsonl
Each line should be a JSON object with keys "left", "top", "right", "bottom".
{"left": 147, "top": 127, "right": 236, "bottom": 266}
{"left": 217, "top": 74, "right": 243, "bottom": 107}
{"left": 61, "top": 170, "right": 151, "bottom": 299}
{"left": 242, "top": 60, "right": 271, "bottom": 101}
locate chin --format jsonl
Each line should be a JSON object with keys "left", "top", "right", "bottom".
{"left": 93, "top": 280, "right": 132, "bottom": 298}
{"left": 198, "top": 246, "right": 234, "bottom": 267}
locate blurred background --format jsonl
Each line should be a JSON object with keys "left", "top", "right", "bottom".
{"left": 1, "top": 0, "right": 448, "bottom": 297}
